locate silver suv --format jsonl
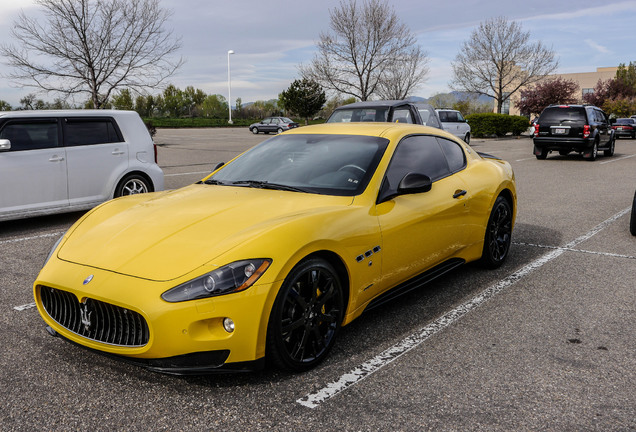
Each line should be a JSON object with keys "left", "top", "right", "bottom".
{"left": 0, "top": 110, "right": 164, "bottom": 221}
{"left": 437, "top": 109, "right": 471, "bottom": 143}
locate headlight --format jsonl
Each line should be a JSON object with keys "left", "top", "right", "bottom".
{"left": 161, "top": 259, "right": 271, "bottom": 303}
{"left": 43, "top": 233, "right": 65, "bottom": 266}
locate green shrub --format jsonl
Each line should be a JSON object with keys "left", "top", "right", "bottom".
{"left": 466, "top": 113, "right": 529, "bottom": 137}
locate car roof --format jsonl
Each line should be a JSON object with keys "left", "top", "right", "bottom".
{"left": 334, "top": 100, "right": 423, "bottom": 110}
{"left": 0, "top": 109, "right": 138, "bottom": 119}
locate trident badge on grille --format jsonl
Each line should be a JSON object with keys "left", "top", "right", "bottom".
{"left": 80, "top": 300, "right": 93, "bottom": 332}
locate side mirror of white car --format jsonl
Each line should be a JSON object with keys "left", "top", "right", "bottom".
{"left": 0, "top": 139, "right": 11, "bottom": 151}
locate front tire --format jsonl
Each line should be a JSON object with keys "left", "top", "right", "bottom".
{"left": 480, "top": 196, "right": 513, "bottom": 269}
{"left": 266, "top": 258, "right": 344, "bottom": 372}
{"left": 114, "top": 174, "right": 151, "bottom": 197}
{"left": 251, "top": 127, "right": 259, "bottom": 134}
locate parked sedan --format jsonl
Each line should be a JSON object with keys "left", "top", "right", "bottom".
{"left": 34, "top": 123, "right": 516, "bottom": 374}
{"left": 612, "top": 118, "right": 636, "bottom": 139}
{"left": 249, "top": 117, "right": 298, "bottom": 134}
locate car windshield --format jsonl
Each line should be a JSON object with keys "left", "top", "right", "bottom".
{"left": 208, "top": 134, "right": 389, "bottom": 196}
{"left": 327, "top": 108, "right": 389, "bottom": 123}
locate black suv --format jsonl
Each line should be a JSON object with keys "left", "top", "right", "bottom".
{"left": 533, "top": 104, "right": 615, "bottom": 161}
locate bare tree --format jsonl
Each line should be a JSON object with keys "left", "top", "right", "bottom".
{"left": 1, "top": 0, "right": 183, "bottom": 108}
{"left": 451, "top": 16, "right": 558, "bottom": 113}
{"left": 301, "top": 0, "right": 428, "bottom": 101}
{"left": 376, "top": 46, "right": 429, "bottom": 100}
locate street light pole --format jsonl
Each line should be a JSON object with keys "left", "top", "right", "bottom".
{"left": 227, "top": 50, "right": 234, "bottom": 124}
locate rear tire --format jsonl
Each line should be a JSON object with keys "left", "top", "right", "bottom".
{"left": 464, "top": 133, "right": 470, "bottom": 144}
{"left": 535, "top": 146, "right": 548, "bottom": 160}
{"left": 604, "top": 136, "right": 615, "bottom": 157}
{"left": 479, "top": 196, "right": 513, "bottom": 269}
{"left": 114, "top": 174, "right": 151, "bottom": 197}
{"left": 584, "top": 139, "right": 598, "bottom": 161}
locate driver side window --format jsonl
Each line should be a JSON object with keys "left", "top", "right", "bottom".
{"left": 382, "top": 135, "right": 451, "bottom": 197}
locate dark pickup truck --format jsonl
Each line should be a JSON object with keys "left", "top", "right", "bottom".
{"left": 326, "top": 100, "right": 443, "bottom": 129}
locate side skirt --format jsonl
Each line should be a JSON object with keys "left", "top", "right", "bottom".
{"left": 364, "top": 258, "right": 465, "bottom": 313}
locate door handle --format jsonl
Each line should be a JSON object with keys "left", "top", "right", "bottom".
{"left": 453, "top": 190, "right": 467, "bottom": 199}
{"left": 49, "top": 155, "right": 65, "bottom": 162}
{"left": 112, "top": 149, "right": 125, "bottom": 155}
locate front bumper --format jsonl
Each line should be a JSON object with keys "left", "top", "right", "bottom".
{"left": 34, "top": 259, "right": 277, "bottom": 372}
{"left": 533, "top": 136, "right": 592, "bottom": 152}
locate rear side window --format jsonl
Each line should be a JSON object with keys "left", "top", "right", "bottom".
{"left": 392, "top": 107, "right": 415, "bottom": 124}
{"left": 539, "top": 107, "right": 586, "bottom": 123}
{"left": 64, "top": 118, "right": 122, "bottom": 146}
{"left": 0, "top": 120, "right": 59, "bottom": 151}
{"left": 437, "top": 137, "right": 466, "bottom": 173}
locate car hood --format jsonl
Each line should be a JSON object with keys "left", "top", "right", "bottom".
{"left": 57, "top": 184, "right": 353, "bottom": 281}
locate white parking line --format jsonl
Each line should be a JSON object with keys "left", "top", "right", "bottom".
{"left": 0, "top": 231, "right": 65, "bottom": 245}
{"left": 600, "top": 154, "right": 636, "bottom": 164}
{"left": 296, "top": 207, "right": 631, "bottom": 409}
{"left": 13, "top": 302, "right": 36, "bottom": 311}
{"left": 515, "top": 157, "right": 536, "bottom": 162}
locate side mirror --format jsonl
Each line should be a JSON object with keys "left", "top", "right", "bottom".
{"left": 0, "top": 139, "right": 11, "bottom": 151}
{"left": 212, "top": 162, "right": 224, "bottom": 171}
{"left": 397, "top": 173, "right": 432, "bottom": 195}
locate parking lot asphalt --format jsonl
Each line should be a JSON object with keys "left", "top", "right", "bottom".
{"left": 2, "top": 128, "right": 635, "bottom": 431}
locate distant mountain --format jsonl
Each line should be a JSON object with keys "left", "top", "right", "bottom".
{"left": 407, "top": 92, "right": 493, "bottom": 104}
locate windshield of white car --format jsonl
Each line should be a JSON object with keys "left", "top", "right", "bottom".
{"left": 208, "top": 134, "right": 389, "bottom": 196}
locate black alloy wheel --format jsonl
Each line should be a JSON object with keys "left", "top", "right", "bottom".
{"left": 480, "top": 196, "right": 513, "bottom": 269}
{"left": 267, "top": 258, "right": 344, "bottom": 371}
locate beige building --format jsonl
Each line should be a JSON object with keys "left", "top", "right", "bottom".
{"left": 502, "top": 66, "right": 618, "bottom": 116}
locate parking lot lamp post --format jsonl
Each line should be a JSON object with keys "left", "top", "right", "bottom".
{"left": 227, "top": 50, "right": 235, "bottom": 124}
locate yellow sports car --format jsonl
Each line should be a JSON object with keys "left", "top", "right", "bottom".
{"left": 34, "top": 123, "right": 516, "bottom": 373}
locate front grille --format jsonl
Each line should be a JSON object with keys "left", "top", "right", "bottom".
{"left": 39, "top": 286, "right": 149, "bottom": 347}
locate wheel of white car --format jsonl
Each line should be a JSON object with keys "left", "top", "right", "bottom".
{"left": 115, "top": 174, "right": 151, "bottom": 197}
{"left": 464, "top": 133, "right": 470, "bottom": 144}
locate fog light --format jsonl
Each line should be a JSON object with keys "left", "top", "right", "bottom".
{"left": 223, "top": 317, "right": 235, "bottom": 333}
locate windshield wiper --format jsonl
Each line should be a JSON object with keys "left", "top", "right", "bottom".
{"left": 231, "top": 180, "right": 309, "bottom": 193}
{"left": 203, "top": 179, "right": 226, "bottom": 185}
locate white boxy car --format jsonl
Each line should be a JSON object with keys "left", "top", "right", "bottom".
{"left": 437, "top": 109, "right": 471, "bottom": 144}
{"left": 0, "top": 110, "right": 164, "bottom": 222}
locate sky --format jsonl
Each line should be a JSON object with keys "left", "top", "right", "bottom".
{"left": 0, "top": 0, "right": 635, "bottom": 107}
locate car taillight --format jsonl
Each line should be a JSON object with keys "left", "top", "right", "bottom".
{"left": 534, "top": 123, "right": 539, "bottom": 137}
{"left": 153, "top": 143, "right": 158, "bottom": 164}
{"left": 583, "top": 125, "right": 590, "bottom": 139}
